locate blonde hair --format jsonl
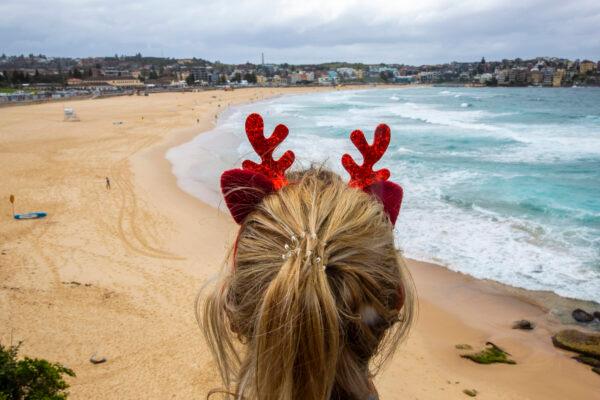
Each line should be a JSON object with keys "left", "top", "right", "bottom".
{"left": 199, "top": 168, "right": 415, "bottom": 400}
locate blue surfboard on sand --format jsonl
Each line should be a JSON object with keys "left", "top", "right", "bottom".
{"left": 14, "top": 212, "right": 47, "bottom": 220}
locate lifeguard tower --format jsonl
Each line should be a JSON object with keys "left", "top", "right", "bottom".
{"left": 63, "top": 107, "right": 80, "bottom": 122}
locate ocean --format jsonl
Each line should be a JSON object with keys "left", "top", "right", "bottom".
{"left": 167, "top": 87, "right": 600, "bottom": 303}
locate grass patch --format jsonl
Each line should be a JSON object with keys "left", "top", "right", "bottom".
{"left": 460, "top": 342, "right": 516, "bottom": 365}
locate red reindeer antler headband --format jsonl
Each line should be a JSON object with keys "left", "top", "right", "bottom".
{"left": 221, "top": 113, "right": 403, "bottom": 225}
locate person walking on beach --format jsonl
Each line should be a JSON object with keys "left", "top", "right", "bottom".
{"left": 199, "top": 113, "right": 413, "bottom": 400}
{"left": 105, "top": 177, "right": 111, "bottom": 190}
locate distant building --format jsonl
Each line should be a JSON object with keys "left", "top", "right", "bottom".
{"left": 269, "top": 75, "right": 286, "bottom": 85}
{"left": 508, "top": 67, "right": 528, "bottom": 85}
{"left": 394, "top": 75, "right": 415, "bottom": 84}
{"left": 67, "top": 78, "right": 83, "bottom": 86}
{"left": 580, "top": 60, "right": 596, "bottom": 74}
{"left": 191, "top": 66, "right": 212, "bottom": 83}
{"left": 102, "top": 67, "right": 130, "bottom": 77}
{"left": 479, "top": 73, "right": 493, "bottom": 84}
{"left": 417, "top": 71, "right": 439, "bottom": 83}
{"left": 529, "top": 69, "right": 543, "bottom": 85}
{"left": 542, "top": 67, "right": 555, "bottom": 86}
{"left": 290, "top": 71, "right": 314, "bottom": 84}
{"left": 256, "top": 74, "right": 267, "bottom": 85}
{"left": 552, "top": 69, "right": 565, "bottom": 87}
{"left": 67, "top": 78, "right": 143, "bottom": 88}
{"left": 495, "top": 69, "right": 510, "bottom": 85}
{"left": 107, "top": 78, "right": 144, "bottom": 87}
{"left": 336, "top": 67, "right": 356, "bottom": 80}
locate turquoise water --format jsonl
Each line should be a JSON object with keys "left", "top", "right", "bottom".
{"left": 168, "top": 87, "right": 600, "bottom": 302}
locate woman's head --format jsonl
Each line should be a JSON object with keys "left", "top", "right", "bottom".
{"left": 200, "top": 168, "right": 414, "bottom": 400}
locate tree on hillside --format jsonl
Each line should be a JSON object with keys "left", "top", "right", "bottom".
{"left": 148, "top": 69, "right": 158, "bottom": 80}
{"left": 243, "top": 72, "right": 257, "bottom": 83}
{"left": 186, "top": 74, "right": 195, "bottom": 86}
{"left": 379, "top": 71, "right": 392, "bottom": 82}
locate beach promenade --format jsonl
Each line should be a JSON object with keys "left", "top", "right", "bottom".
{"left": 1, "top": 87, "right": 599, "bottom": 399}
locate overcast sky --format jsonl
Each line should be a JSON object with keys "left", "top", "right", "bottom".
{"left": 1, "top": 0, "right": 599, "bottom": 64}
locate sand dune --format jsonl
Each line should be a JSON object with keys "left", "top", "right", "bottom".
{"left": 1, "top": 87, "right": 599, "bottom": 399}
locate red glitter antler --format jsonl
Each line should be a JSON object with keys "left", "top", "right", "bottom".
{"left": 242, "top": 113, "right": 295, "bottom": 189}
{"left": 221, "top": 113, "right": 296, "bottom": 224}
{"left": 342, "top": 124, "right": 391, "bottom": 188}
{"left": 341, "top": 123, "right": 403, "bottom": 226}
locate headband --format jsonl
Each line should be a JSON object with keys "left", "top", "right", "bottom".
{"left": 220, "top": 113, "right": 403, "bottom": 225}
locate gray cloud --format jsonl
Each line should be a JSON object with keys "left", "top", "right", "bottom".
{"left": 0, "top": 0, "right": 598, "bottom": 64}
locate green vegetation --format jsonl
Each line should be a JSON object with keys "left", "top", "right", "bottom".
{"left": 0, "top": 342, "right": 75, "bottom": 400}
{"left": 460, "top": 342, "right": 516, "bottom": 365}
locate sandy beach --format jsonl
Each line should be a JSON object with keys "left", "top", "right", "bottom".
{"left": 1, "top": 87, "right": 599, "bottom": 399}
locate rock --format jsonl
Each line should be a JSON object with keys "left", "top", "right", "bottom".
{"left": 552, "top": 329, "right": 600, "bottom": 358}
{"left": 512, "top": 319, "right": 535, "bottom": 330}
{"left": 572, "top": 309, "right": 594, "bottom": 323}
{"left": 460, "top": 342, "right": 516, "bottom": 365}
{"left": 455, "top": 344, "right": 473, "bottom": 350}
{"left": 594, "top": 311, "right": 600, "bottom": 321}
{"left": 573, "top": 355, "right": 600, "bottom": 368}
{"left": 90, "top": 354, "right": 107, "bottom": 364}
{"left": 463, "top": 389, "right": 478, "bottom": 397}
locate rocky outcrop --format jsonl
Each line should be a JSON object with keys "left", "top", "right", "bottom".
{"left": 512, "top": 319, "right": 535, "bottom": 330}
{"left": 572, "top": 309, "right": 594, "bottom": 323}
{"left": 552, "top": 329, "right": 600, "bottom": 358}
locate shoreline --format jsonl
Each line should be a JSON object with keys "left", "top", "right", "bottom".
{"left": 163, "top": 86, "right": 600, "bottom": 315}
{"left": 1, "top": 86, "right": 599, "bottom": 399}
